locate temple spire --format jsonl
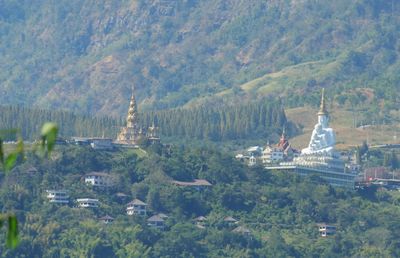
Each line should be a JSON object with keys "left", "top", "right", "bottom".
{"left": 126, "top": 86, "right": 137, "bottom": 128}
{"left": 281, "top": 126, "right": 286, "bottom": 139}
{"left": 318, "top": 88, "right": 328, "bottom": 116}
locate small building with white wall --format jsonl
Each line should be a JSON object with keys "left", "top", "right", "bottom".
{"left": 77, "top": 198, "right": 99, "bottom": 208}
{"left": 84, "top": 172, "right": 114, "bottom": 187}
{"left": 317, "top": 223, "right": 336, "bottom": 237}
{"left": 46, "top": 190, "right": 69, "bottom": 204}
{"left": 126, "top": 199, "right": 147, "bottom": 216}
{"left": 261, "top": 145, "right": 284, "bottom": 164}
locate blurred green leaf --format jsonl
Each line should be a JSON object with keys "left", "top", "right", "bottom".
{"left": 6, "top": 215, "right": 18, "bottom": 249}
{"left": 0, "top": 218, "right": 3, "bottom": 229}
{"left": 40, "top": 122, "right": 58, "bottom": 155}
{"left": 4, "top": 153, "right": 17, "bottom": 172}
{"left": 0, "top": 139, "right": 4, "bottom": 165}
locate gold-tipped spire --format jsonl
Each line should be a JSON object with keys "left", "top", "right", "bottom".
{"left": 281, "top": 126, "right": 286, "bottom": 139}
{"left": 126, "top": 86, "right": 138, "bottom": 128}
{"left": 318, "top": 88, "right": 328, "bottom": 116}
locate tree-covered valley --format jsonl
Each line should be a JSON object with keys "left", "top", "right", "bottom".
{"left": 1, "top": 144, "right": 400, "bottom": 257}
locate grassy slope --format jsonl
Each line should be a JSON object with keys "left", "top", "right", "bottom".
{"left": 286, "top": 106, "right": 400, "bottom": 150}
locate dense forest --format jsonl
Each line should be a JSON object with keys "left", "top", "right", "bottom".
{"left": 0, "top": 0, "right": 399, "bottom": 118}
{"left": 1, "top": 144, "right": 400, "bottom": 257}
{"left": 0, "top": 98, "right": 291, "bottom": 142}
{"left": 141, "top": 98, "right": 289, "bottom": 141}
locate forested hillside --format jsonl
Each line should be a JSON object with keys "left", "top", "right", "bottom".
{"left": 1, "top": 145, "right": 400, "bottom": 257}
{"left": 0, "top": 98, "right": 290, "bottom": 142}
{"left": 0, "top": 0, "right": 399, "bottom": 118}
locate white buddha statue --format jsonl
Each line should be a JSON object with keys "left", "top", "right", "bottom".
{"left": 302, "top": 89, "right": 336, "bottom": 155}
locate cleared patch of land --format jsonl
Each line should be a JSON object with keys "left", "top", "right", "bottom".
{"left": 286, "top": 106, "right": 400, "bottom": 150}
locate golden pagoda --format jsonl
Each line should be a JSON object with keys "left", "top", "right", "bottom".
{"left": 317, "top": 88, "right": 328, "bottom": 116}
{"left": 116, "top": 87, "right": 143, "bottom": 145}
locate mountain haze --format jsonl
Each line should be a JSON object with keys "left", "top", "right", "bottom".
{"left": 0, "top": 0, "right": 399, "bottom": 116}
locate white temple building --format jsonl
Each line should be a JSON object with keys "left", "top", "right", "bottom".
{"left": 266, "top": 89, "right": 356, "bottom": 188}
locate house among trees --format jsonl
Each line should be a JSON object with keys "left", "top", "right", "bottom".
{"left": 223, "top": 216, "right": 239, "bottom": 226}
{"left": 232, "top": 225, "right": 252, "bottom": 237}
{"left": 171, "top": 179, "right": 212, "bottom": 191}
{"left": 317, "top": 223, "right": 336, "bottom": 237}
{"left": 71, "top": 137, "right": 91, "bottom": 146}
{"left": 76, "top": 198, "right": 99, "bottom": 208}
{"left": 116, "top": 192, "right": 129, "bottom": 201}
{"left": 84, "top": 172, "right": 114, "bottom": 187}
{"left": 247, "top": 146, "right": 263, "bottom": 157}
{"left": 194, "top": 216, "right": 208, "bottom": 229}
{"left": 90, "top": 138, "right": 114, "bottom": 150}
{"left": 46, "top": 190, "right": 69, "bottom": 204}
{"left": 126, "top": 199, "right": 147, "bottom": 216}
{"left": 147, "top": 214, "right": 166, "bottom": 230}
{"left": 99, "top": 215, "right": 114, "bottom": 224}
{"left": 157, "top": 213, "right": 169, "bottom": 220}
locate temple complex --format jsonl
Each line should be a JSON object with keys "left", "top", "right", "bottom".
{"left": 115, "top": 87, "right": 144, "bottom": 146}
{"left": 266, "top": 89, "right": 356, "bottom": 188}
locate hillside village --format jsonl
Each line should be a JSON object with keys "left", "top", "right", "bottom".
{"left": 1, "top": 88, "right": 399, "bottom": 256}
{"left": 31, "top": 89, "right": 400, "bottom": 240}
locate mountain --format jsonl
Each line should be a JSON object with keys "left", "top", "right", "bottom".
{"left": 0, "top": 0, "right": 399, "bottom": 117}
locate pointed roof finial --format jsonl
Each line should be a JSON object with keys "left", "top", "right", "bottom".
{"left": 130, "top": 85, "right": 135, "bottom": 100}
{"left": 126, "top": 85, "right": 138, "bottom": 127}
{"left": 318, "top": 88, "right": 328, "bottom": 116}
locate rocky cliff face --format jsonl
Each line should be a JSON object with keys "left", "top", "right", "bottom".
{"left": 0, "top": 0, "right": 398, "bottom": 116}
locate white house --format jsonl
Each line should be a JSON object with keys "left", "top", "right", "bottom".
{"left": 46, "top": 190, "right": 69, "bottom": 204}
{"left": 77, "top": 198, "right": 99, "bottom": 208}
{"left": 317, "top": 223, "right": 336, "bottom": 237}
{"left": 126, "top": 199, "right": 147, "bottom": 216}
{"left": 261, "top": 145, "right": 284, "bottom": 164}
{"left": 84, "top": 172, "right": 114, "bottom": 187}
